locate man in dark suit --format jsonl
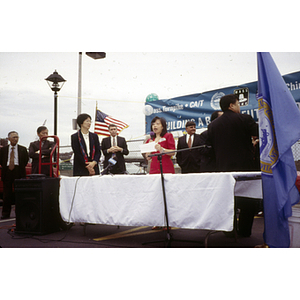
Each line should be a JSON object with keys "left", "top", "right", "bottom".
{"left": 207, "top": 94, "right": 259, "bottom": 237}
{"left": 176, "top": 121, "right": 202, "bottom": 173}
{"left": 207, "top": 94, "right": 258, "bottom": 172}
{"left": 198, "top": 111, "right": 223, "bottom": 172}
{"left": 0, "top": 131, "right": 28, "bottom": 219}
{"left": 101, "top": 124, "right": 129, "bottom": 174}
{"left": 29, "top": 126, "right": 55, "bottom": 176}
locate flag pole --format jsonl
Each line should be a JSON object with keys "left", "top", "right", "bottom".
{"left": 95, "top": 101, "right": 98, "bottom": 133}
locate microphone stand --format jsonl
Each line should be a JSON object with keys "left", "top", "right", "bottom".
{"left": 101, "top": 163, "right": 114, "bottom": 175}
{"left": 143, "top": 145, "right": 208, "bottom": 247}
{"left": 101, "top": 158, "right": 117, "bottom": 175}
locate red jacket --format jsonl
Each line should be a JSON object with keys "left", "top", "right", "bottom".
{"left": 146, "top": 132, "right": 175, "bottom": 174}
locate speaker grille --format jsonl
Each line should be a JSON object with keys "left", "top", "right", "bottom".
{"left": 17, "top": 197, "right": 41, "bottom": 232}
{"left": 15, "top": 178, "right": 61, "bottom": 235}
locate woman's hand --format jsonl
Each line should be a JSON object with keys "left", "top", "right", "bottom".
{"left": 86, "top": 161, "right": 97, "bottom": 175}
{"left": 155, "top": 143, "right": 164, "bottom": 153}
{"left": 155, "top": 144, "right": 175, "bottom": 156}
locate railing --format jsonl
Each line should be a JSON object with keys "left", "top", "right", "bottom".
{"left": 38, "top": 135, "right": 59, "bottom": 177}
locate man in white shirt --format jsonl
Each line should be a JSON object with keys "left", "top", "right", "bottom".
{"left": 101, "top": 124, "right": 129, "bottom": 174}
{"left": 0, "top": 131, "right": 28, "bottom": 219}
{"left": 176, "top": 121, "right": 202, "bottom": 173}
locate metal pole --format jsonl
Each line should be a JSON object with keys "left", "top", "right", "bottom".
{"left": 54, "top": 91, "right": 58, "bottom": 136}
{"left": 77, "top": 52, "right": 82, "bottom": 116}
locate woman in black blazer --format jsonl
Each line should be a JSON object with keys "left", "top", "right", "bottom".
{"left": 71, "top": 113, "right": 101, "bottom": 176}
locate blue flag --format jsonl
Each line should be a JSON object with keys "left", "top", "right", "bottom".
{"left": 257, "top": 52, "right": 300, "bottom": 247}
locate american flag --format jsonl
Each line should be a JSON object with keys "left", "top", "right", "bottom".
{"left": 94, "top": 109, "right": 129, "bottom": 136}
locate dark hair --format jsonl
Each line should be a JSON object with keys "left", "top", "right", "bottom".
{"left": 210, "top": 111, "right": 222, "bottom": 122}
{"left": 151, "top": 116, "right": 167, "bottom": 138}
{"left": 8, "top": 131, "right": 18, "bottom": 137}
{"left": 37, "top": 126, "right": 48, "bottom": 134}
{"left": 185, "top": 121, "right": 196, "bottom": 128}
{"left": 220, "top": 94, "right": 239, "bottom": 112}
{"left": 108, "top": 124, "right": 117, "bottom": 129}
{"left": 77, "top": 113, "right": 91, "bottom": 127}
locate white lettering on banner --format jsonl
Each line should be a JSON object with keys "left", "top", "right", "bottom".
{"left": 168, "top": 119, "right": 196, "bottom": 130}
{"left": 163, "top": 104, "right": 184, "bottom": 112}
{"left": 198, "top": 117, "right": 204, "bottom": 127}
{"left": 153, "top": 104, "right": 186, "bottom": 114}
{"left": 241, "top": 108, "right": 259, "bottom": 119}
{"left": 190, "top": 100, "right": 204, "bottom": 108}
{"left": 286, "top": 81, "right": 300, "bottom": 91}
{"left": 164, "top": 109, "right": 260, "bottom": 131}
{"left": 205, "top": 116, "right": 210, "bottom": 125}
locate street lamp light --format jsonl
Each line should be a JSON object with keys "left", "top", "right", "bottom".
{"left": 86, "top": 52, "right": 106, "bottom": 60}
{"left": 45, "top": 70, "right": 66, "bottom": 136}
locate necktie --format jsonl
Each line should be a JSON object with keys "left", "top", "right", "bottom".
{"left": 9, "top": 147, "right": 15, "bottom": 170}
{"left": 112, "top": 137, "right": 116, "bottom": 158}
{"left": 187, "top": 135, "right": 192, "bottom": 148}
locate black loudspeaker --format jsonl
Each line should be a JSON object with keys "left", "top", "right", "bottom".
{"left": 15, "top": 177, "right": 61, "bottom": 235}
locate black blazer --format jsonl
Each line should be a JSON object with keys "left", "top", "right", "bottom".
{"left": 207, "top": 110, "right": 258, "bottom": 172}
{"left": 101, "top": 136, "right": 129, "bottom": 174}
{"left": 0, "top": 144, "right": 29, "bottom": 181}
{"left": 71, "top": 131, "right": 101, "bottom": 176}
{"left": 198, "top": 130, "right": 216, "bottom": 172}
{"left": 29, "top": 140, "right": 55, "bottom": 176}
{"left": 176, "top": 133, "right": 202, "bottom": 173}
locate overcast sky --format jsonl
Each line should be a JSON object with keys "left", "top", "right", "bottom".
{"left": 1, "top": 51, "right": 300, "bottom": 149}
{"left": 1, "top": 3, "right": 300, "bottom": 152}
{"left": 1, "top": 52, "right": 300, "bottom": 150}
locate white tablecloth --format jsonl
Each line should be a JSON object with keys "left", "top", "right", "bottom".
{"left": 59, "top": 172, "right": 262, "bottom": 232}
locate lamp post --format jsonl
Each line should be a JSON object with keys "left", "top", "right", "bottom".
{"left": 45, "top": 70, "right": 66, "bottom": 136}
{"left": 77, "top": 52, "right": 106, "bottom": 116}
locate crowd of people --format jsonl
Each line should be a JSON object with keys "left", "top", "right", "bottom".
{"left": 142, "top": 93, "right": 260, "bottom": 236}
{"left": 0, "top": 126, "right": 58, "bottom": 219}
{"left": 0, "top": 113, "right": 130, "bottom": 219}
{"left": 1, "top": 94, "right": 260, "bottom": 237}
{"left": 145, "top": 94, "right": 259, "bottom": 175}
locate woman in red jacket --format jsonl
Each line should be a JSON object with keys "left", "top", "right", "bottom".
{"left": 145, "top": 116, "right": 175, "bottom": 174}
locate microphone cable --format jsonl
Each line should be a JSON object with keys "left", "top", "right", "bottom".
{"left": 66, "top": 176, "right": 82, "bottom": 225}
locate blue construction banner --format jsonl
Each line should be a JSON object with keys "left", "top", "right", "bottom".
{"left": 144, "top": 71, "right": 300, "bottom": 134}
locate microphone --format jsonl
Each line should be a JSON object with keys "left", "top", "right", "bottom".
{"left": 150, "top": 131, "right": 155, "bottom": 140}
{"left": 101, "top": 158, "right": 117, "bottom": 175}
{"left": 108, "top": 157, "right": 117, "bottom": 166}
